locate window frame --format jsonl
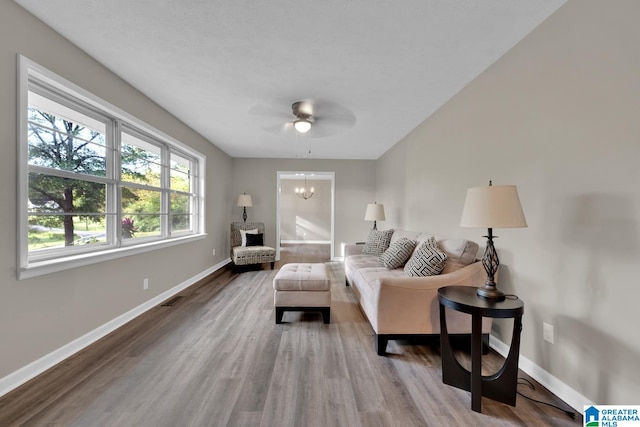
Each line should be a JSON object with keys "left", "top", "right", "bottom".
{"left": 17, "top": 56, "right": 206, "bottom": 280}
{"left": 26, "top": 80, "right": 116, "bottom": 261}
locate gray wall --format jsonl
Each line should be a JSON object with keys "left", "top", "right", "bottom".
{"left": 376, "top": 0, "right": 640, "bottom": 404}
{"left": 231, "top": 158, "right": 376, "bottom": 258}
{"left": 280, "top": 179, "right": 331, "bottom": 242}
{"left": 0, "top": 2, "right": 232, "bottom": 379}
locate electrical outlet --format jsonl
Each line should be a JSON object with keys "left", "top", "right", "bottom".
{"left": 212, "top": 248, "right": 216, "bottom": 256}
{"left": 543, "top": 322, "right": 554, "bottom": 344}
{"left": 143, "top": 278, "right": 149, "bottom": 290}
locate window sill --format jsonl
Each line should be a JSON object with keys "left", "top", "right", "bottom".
{"left": 19, "top": 233, "right": 207, "bottom": 280}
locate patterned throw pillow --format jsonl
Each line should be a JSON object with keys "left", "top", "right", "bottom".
{"left": 362, "top": 229, "right": 394, "bottom": 256}
{"left": 404, "top": 237, "right": 448, "bottom": 277}
{"left": 379, "top": 238, "right": 417, "bottom": 269}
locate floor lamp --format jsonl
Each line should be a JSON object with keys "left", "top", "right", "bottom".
{"left": 460, "top": 181, "right": 527, "bottom": 300}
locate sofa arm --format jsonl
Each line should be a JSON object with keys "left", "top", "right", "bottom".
{"left": 378, "top": 261, "right": 486, "bottom": 291}
{"left": 374, "top": 261, "right": 491, "bottom": 335}
{"left": 344, "top": 244, "right": 364, "bottom": 258}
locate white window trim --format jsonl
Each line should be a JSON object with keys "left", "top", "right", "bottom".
{"left": 17, "top": 55, "right": 206, "bottom": 280}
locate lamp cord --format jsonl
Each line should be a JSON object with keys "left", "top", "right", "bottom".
{"left": 517, "top": 378, "right": 576, "bottom": 419}
{"left": 499, "top": 295, "right": 575, "bottom": 418}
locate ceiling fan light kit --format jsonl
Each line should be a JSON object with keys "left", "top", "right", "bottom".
{"left": 293, "top": 118, "right": 312, "bottom": 133}
{"left": 292, "top": 101, "right": 313, "bottom": 133}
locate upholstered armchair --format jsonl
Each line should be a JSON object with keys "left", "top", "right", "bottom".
{"left": 230, "top": 222, "right": 276, "bottom": 269}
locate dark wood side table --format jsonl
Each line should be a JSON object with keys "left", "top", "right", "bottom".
{"left": 438, "top": 286, "right": 524, "bottom": 413}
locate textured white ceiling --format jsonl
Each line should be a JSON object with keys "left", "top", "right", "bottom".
{"left": 15, "top": 0, "right": 565, "bottom": 159}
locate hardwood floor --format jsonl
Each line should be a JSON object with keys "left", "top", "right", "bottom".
{"left": 0, "top": 244, "right": 581, "bottom": 426}
{"left": 275, "top": 243, "right": 331, "bottom": 268}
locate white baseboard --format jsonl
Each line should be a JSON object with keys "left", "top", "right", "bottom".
{"left": 490, "top": 335, "right": 592, "bottom": 412}
{"left": 0, "top": 258, "right": 230, "bottom": 399}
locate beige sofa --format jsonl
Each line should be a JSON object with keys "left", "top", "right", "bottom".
{"left": 344, "top": 230, "right": 493, "bottom": 355}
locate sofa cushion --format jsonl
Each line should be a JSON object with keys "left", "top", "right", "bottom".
{"left": 379, "top": 237, "right": 417, "bottom": 269}
{"left": 439, "top": 239, "right": 479, "bottom": 274}
{"left": 404, "top": 237, "right": 448, "bottom": 277}
{"left": 231, "top": 245, "right": 276, "bottom": 265}
{"left": 389, "top": 230, "right": 422, "bottom": 245}
{"left": 362, "top": 229, "right": 394, "bottom": 256}
{"left": 347, "top": 254, "right": 382, "bottom": 270}
{"left": 359, "top": 266, "right": 406, "bottom": 284}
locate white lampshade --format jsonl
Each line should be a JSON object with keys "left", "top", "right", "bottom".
{"left": 237, "top": 194, "right": 253, "bottom": 207}
{"left": 460, "top": 185, "right": 527, "bottom": 228}
{"left": 364, "top": 203, "right": 386, "bottom": 222}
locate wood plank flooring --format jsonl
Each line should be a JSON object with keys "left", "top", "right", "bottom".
{"left": 0, "top": 244, "right": 581, "bottom": 426}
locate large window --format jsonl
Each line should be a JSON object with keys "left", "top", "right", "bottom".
{"left": 18, "top": 57, "right": 205, "bottom": 279}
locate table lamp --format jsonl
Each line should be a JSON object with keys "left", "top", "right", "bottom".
{"left": 460, "top": 181, "right": 527, "bottom": 300}
{"left": 364, "top": 202, "right": 385, "bottom": 230}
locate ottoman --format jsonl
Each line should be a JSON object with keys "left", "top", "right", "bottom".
{"left": 273, "top": 263, "right": 331, "bottom": 324}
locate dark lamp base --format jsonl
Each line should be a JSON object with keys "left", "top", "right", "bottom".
{"left": 477, "top": 285, "right": 506, "bottom": 301}
{"left": 478, "top": 227, "right": 505, "bottom": 301}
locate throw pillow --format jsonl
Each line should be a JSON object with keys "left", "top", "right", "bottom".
{"left": 362, "top": 229, "right": 394, "bottom": 256}
{"left": 404, "top": 237, "right": 448, "bottom": 277}
{"left": 240, "top": 228, "right": 258, "bottom": 246}
{"left": 379, "top": 237, "right": 417, "bottom": 269}
{"left": 245, "top": 233, "right": 264, "bottom": 247}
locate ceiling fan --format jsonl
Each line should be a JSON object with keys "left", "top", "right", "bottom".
{"left": 249, "top": 99, "right": 356, "bottom": 138}
{"left": 291, "top": 101, "right": 313, "bottom": 133}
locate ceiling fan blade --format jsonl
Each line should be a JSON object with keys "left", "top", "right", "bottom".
{"left": 319, "top": 112, "right": 356, "bottom": 126}
{"left": 312, "top": 99, "right": 352, "bottom": 116}
{"left": 261, "top": 122, "right": 293, "bottom": 134}
{"left": 308, "top": 111, "right": 357, "bottom": 138}
{"left": 248, "top": 103, "right": 288, "bottom": 119}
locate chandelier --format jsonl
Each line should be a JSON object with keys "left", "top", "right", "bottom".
{"left": 295, "top": 175, "right": 314, "bottom": 200}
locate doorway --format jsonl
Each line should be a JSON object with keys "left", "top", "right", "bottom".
{"left": 276, "top": 171, "right": 335, "bottom": 262}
